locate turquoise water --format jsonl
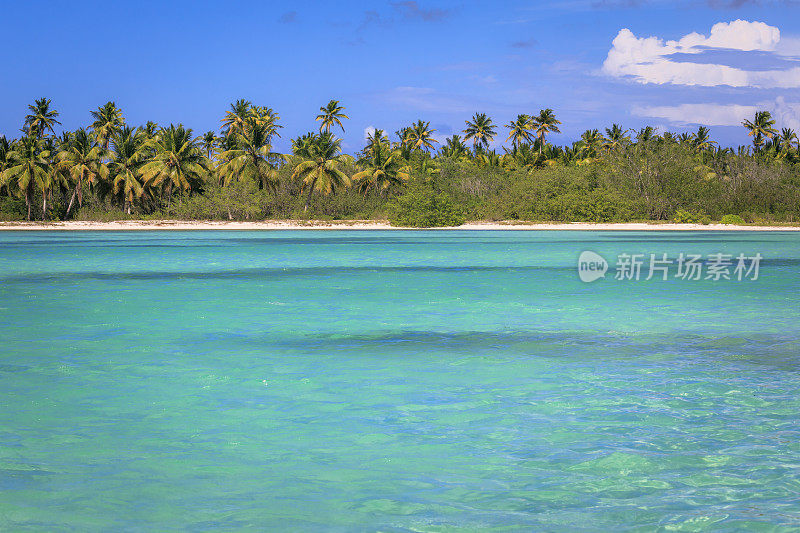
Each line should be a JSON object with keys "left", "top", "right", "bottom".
{"left": 1, "top": 230, "right": 799, "bottom": 531}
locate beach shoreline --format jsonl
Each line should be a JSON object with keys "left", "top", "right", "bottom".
{"left": 1, "top": 220, "right": 800, "bottom": 231}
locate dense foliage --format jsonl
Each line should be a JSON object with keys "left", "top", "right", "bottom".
{"left": 2, "top": 99, "right": 799, "bottom": 225}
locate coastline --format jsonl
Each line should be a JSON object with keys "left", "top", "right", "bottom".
{"left": 1, "top": 220, "right": 800, "bottom": 231}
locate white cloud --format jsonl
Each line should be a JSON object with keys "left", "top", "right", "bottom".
{"left": 633, "top": 99, "right": 800, "bottom": 129}
{"left": 603, "top": 20, "right": 800, "bottom": 88}
{"left": 772, "top": 97, "right": 800, "bottom": 131}
{"left": 364, "top": 125, "right": 376, "bottom": 141}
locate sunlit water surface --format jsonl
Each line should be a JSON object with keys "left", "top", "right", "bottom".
{"left": 1, "top": 230, "right": 799, "bottom": 531}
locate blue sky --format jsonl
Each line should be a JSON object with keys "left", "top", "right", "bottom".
{"left": 1, "top": 0, "right": 799, "bottom": 152}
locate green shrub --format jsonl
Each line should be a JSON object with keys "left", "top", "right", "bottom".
{"left": 388, "top": 187, "right": 466, "bottom": 227}
{"left": 536, "top": 189, "right": 634, "bottom": 222}
{"left": 0, "top": 197, "right": 28, "bottom": 220}
{"left": 673, "top": 209, "right": 706, "bottom": 223}
{"left": 720, "top": 214, "right": 746, "bottom": 225}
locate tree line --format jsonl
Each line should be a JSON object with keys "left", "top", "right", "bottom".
{"left": 1, "top": 98, "right": 798, "bottom": 224}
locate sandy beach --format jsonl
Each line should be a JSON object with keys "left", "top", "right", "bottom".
{"left": 1, "top": 220, "right": 799, "bottom": 231}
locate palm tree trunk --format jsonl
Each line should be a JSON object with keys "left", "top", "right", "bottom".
{"left": 42, "top": 192, "right": 47, "bottom": 221}
{"left": 25, "top": 190, "right": 31, "bottom": 221}
{"left": 65, "top": 186, "right": 79, "bottom": 219}
{"left": 304, "top": 178, "right": 318, "bottom": 213}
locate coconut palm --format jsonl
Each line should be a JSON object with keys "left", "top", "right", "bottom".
{"left": 221, "top": 99, "right": 253, "bottom": 137}
{"left": 217, "top": 120, "right": 280, "bottom": 190}
{"left": 109, "top": 126, "right": 147, "bottom": 214}
{"left": 475, "top": 150, "right": 501, "bottom": 168}
{"left": 251, "top": 106, "right": 283, "bottom": 141}
{"left": 636, "top": 126, "right": 656, "bottom": 143}
{"left": 140, "top": 125, "right": 210, "bottom": 206}
{"left": 507, "top": 142, "right": 545, "bottom": 171}
{"left": 200, "top": 131, "right": 218, "bottom": 159}
{"left": 777, "top": 128, "right": 798, "bottom": 155}
{"left": 56, "top": 128, "right": 108, "bottom": 218}
{"left": 440, "top": 135, "right": 469, "bottom": 160}
{"left": 90, "top": 101, "right": 125, "bottom": 149}
{"left": 364, "top": 128, "right": 390, "bottom": 157}
{"left": 505, "top": 114, "right": 533, "bottom": 148}
{"left": 531, "top": 109, "right": 560, "bottom": 155}
{"left": 577, "top": 129, "right": 604, "bottom": 160}
{"left": 290, "top": 132, "right": 316, "bottom": 159}
{"left": 352, "top": 145, "right": 411, "bottom": 195}
{"left": 603, "top": 124, "right": 629, "bottom": 152}
{"left": 143, "top": 121, "right": 159, "bottom": 140}
{"left": 405, "top": 120, "right": 438, "bottom": 152}
{"left": 291, "top": 132, "right": 350, "bottom": 212}
{"left": 0, "top": 136, "right": 9, "bottom": 171}
{"left": 464, "top": 113, "right": 496, "bottom": 153}
{"left": 24, "top": 98, "right": 61, "bottom": 138}
{"left": 691, "top": 127, "right": 716, "bottom": 151}
{"left": 316, "top": 100, "right": 349, "bottom": 133}
{"left": 1, "top": 136, "right": 51, "bottom": 219}
{"left": 742, "top": 111, "right": 777, "bottom": 152}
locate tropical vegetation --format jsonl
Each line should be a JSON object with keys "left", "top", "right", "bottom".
{"left": 1, "top": 99, "right": 800, "bottom": 227}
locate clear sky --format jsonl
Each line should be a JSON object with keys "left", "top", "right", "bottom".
{"left": 1, "top": 0, "right": 798, "bottom": 152}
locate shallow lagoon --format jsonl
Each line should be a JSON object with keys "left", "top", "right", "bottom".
{"left": 1, "top": 230, "right": 799, "bottom": 530}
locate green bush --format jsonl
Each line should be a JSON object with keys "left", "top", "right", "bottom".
{"left": 0, "top": 197, "right": 28, "bottom": 220}
{"left": 535, "top": 189, "right": 634, "bottom": 222}
{"left": 720, "top": 214, "right": 746, "bottom": 225}
{"left": 388, "top": 187, "right": 466, "bottom": 227}
{"left": 673, "top": 209, "right": 707, "bottom": 223}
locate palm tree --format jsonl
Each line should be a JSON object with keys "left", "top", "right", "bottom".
{"left": 290, "top": 132, "right": 315, "bottom": 157}
{"left": 316, "top": 100, "right": 349, "bottom": 133}
{"left": 56, "top": 128, "right": 108, "bottom": 218}
{"left": 577, "top": 129, "right": 604, "bottom": 160}
{"left": 143, "top": 121, "right": 159, "bottom": 140}
{"left": 603, "top": 124, "right": 629, "bottom": 152}
{"left": 251, "top": 106, "right": 283, "bottom": 141}
{"left": 291, "top": 132, "right": 350, "bottom": 212}
{"left": 505, "top": 114, "right": 533, "bottom": 148}
{"left": 90, "top": 101, "right": 125, "bottom": 149}
{"left": 1, "top": 136, "right": 51, "bottom": 219}
{"left": 140, "top": 125, "right": 210, "bottom": 206}
{"left": 221, "top": 99, "right": 252, "bottom": 137}
{"left": 440, "top": 135, "right": 469, "bottom": 160}
{"left": 777, "top": 128, "right": 798, "bottom": 155}
{"left": 109, "top": 126, "right": 147, "bottom": 214}
{"left": 531, "top": 109, "right": 560, "bottom": 155}
{"left": 691, "top": 126, "right": 716, "bottom": 151}
{"left": 24, "top": 98, "right": 61, "bottom": 138}
{"left": 506, "top": 142, "right": 544, "bottom": 171}
{"left": 0, "top": 136, "right": 10, "bottom": 187}
{"left": 200, "top": 131, "right": 218, "bottom": 159}
{"left": 394, "top": 127, "right": 414, "bottom": 158}
{"left": 464, "top": 113, "right": 496, "bottom": 153}
{"left": 405, "top": 120, "right": 438, "bottom": 152}
{"left": 364, "top": 128, "right": 389, "bottom": 156}
{"left": 742, "top": 111, "right": 777, "bottom": 152}
{"left": 475, "top": 150, "right": 501, "bottom": 168}
{"left": 636, "top": 126, "right": 656, "bottom": 143}
{"left": 217, "top": 120, "right": 280, "bottom": 190}
{"left": 353, "top": 144, "right": 411, "bottom": 196}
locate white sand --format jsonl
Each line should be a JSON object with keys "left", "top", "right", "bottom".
{"left": 1, "top": 220, "right": 799, "bottom": 231}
